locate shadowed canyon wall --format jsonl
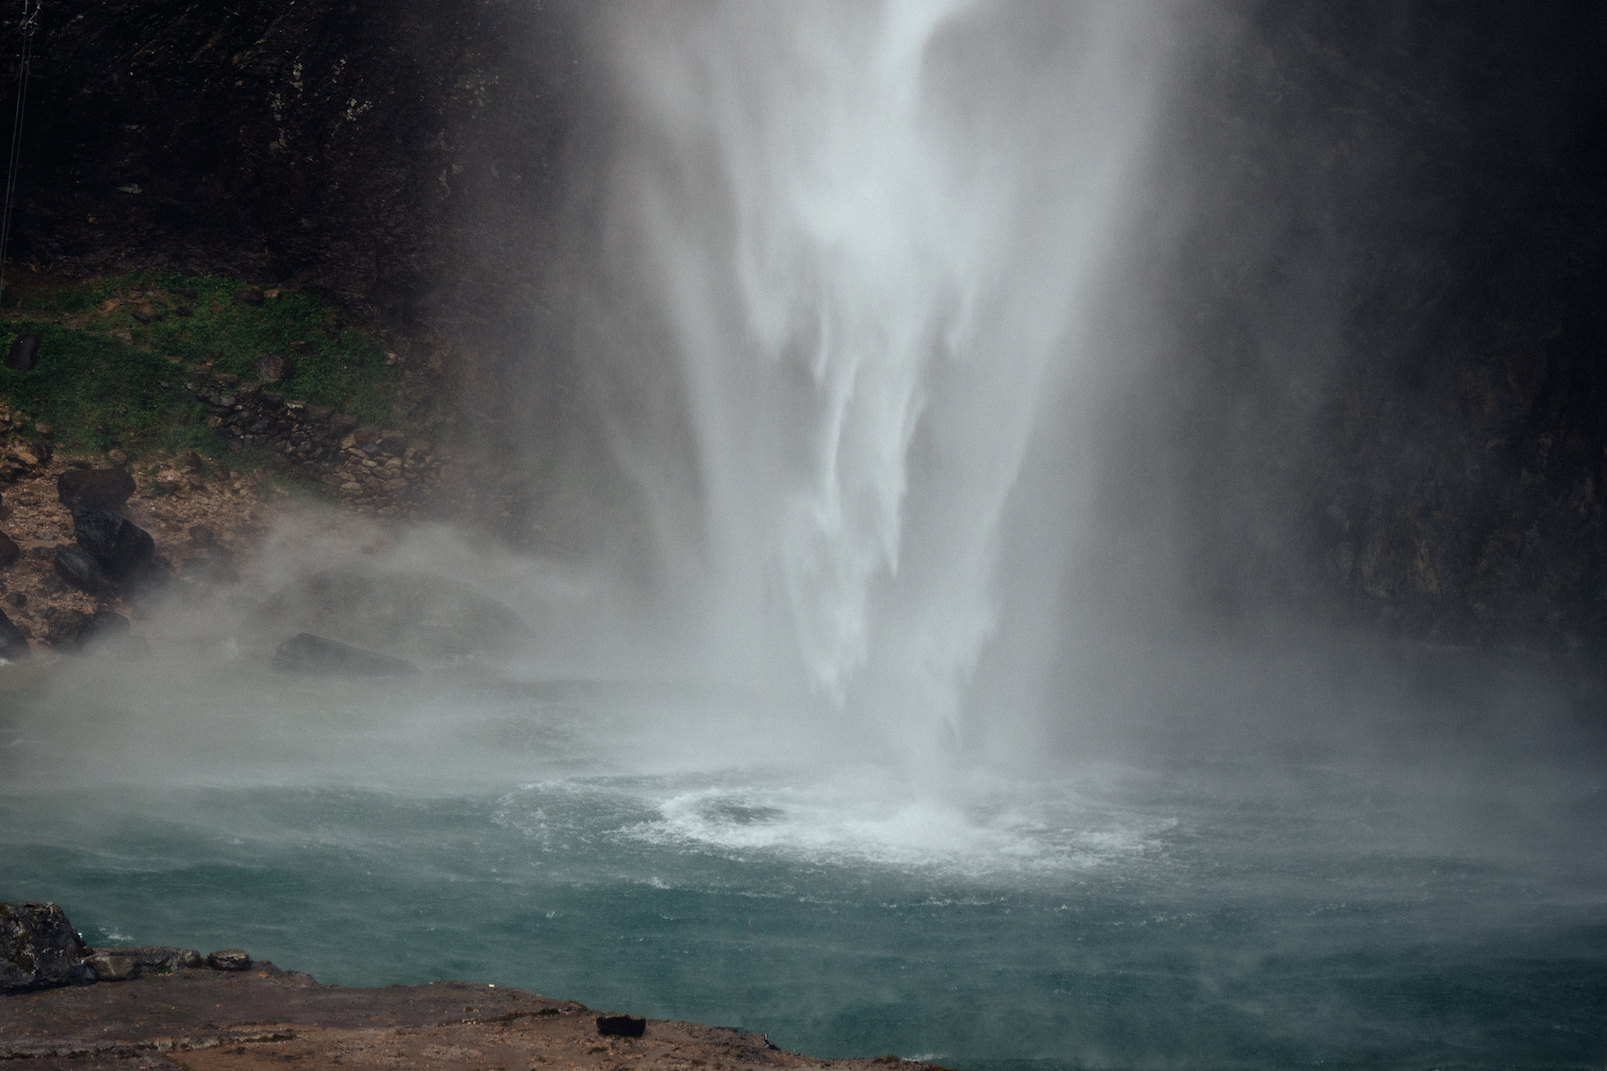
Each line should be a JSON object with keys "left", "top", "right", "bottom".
{"left": 3, "top": 0, "right": 1605, "bottom": 653}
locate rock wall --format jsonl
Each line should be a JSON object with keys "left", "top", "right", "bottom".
{"left": 0, "top": 0, "right": 577, "bottom": 402}
{"left": 4, "top": 1, "right": 1606, "bottom": 650}
{"left": 1089, "top": 1, "right": 1607, "bottom": 650}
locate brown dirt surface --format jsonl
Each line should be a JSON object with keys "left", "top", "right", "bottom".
{"left": 0, "top": 966, "right": 941, "bottom": 1071}
{"left": 0, "top": 455, "right": 290, "bottom": 649}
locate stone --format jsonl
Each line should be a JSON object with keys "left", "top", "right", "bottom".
{"left": 0, "top": 606, "right": 30, "bottom": 660}
{"left": 58, "top": 467, "right": 136, "bottom": 512}
{"left": 73, "top": 508, "right": 156, "bottom": 579}
{"left": 4, "top": 591, "right": 24, "bottom": 607}
{"left": 0, "top": 528, "right": 18, "bottom": 567}
{"left": 206, "top": 949, "right": 253, "bottom": 971}
{"left": 54, "top": 544, "right": 114, "bottom": 596}
{"left": 246, "top": 567, "right": 528, "bottom": 666}
{"left": 272, "top": 632, "right": 418, "bottom": 677}
{"left": 257, "top": 352, "right": 295, "bottom": 382}
{"left": 377, "top": 429, "right": 407, "bottom": 455}
{"left": 85, "top": 952, "right": 139, "bottom": 981}
{"left": 0, "top": 902, "right": 94, "bottom": 992}
{"left": 92, "top": 945, "right": 202, "bottom": 975}
{"left": 353, "top": 423, "right": 382, "bottom": 446}
{"left": 5, "top": 332, "right": 39, "bottom": 371}
{"left": 233, "top": 287, "right": 265, "bottom": 306}
{"left": 596, "top": 1015, "right": 647, "bottom": 1038}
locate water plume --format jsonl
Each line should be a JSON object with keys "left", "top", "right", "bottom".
{"left": 581, "top": 1, "right": 1172, "bottom": 764}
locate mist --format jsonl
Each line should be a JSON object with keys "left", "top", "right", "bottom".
{"left": 4, "top": 4, "right": 1606, "bottom": 1065}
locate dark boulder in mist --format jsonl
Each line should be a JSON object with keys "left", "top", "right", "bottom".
{"left": 272, "top": 632, "right": 418, "bottom": 678}
{"left": 0, "top": 902, "right": 93, "bottom": 993}
{"left": 247, "top": 567, "right": 529, "bottom": 667}
{"left": 46, "top": 609, "right": 145, "bottom": 658}
{"left": 56, "top": 468, "right": 135, "bottom": 513}
{"left": 0, "top": 607, "right": 31, "bottom": 660}
{"left": 72, "top": 509, "right": 156, "bottom": 580}
{"left": 0, "top": 528, "right": 19, "bottom": 569}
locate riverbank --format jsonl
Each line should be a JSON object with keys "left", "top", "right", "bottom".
{"left": 2, "top": 958, "right": 941, "bottom": 1071}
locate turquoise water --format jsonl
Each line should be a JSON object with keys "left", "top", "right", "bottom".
{"left": 3, "top": 660, "right": 1606, "bottom": 1070}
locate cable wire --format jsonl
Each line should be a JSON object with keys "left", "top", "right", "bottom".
{"left": 0, "top": 0, "right": 42, "bottom": 306}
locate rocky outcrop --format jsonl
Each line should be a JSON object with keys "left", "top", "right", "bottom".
{"left": 0, "top": 902, "right": 93, "bottom": 992}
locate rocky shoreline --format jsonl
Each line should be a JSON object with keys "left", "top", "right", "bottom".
{"left": 2, "top": 903, "right": 943, "bottom": 1071}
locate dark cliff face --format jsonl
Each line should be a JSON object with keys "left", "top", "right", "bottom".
{"left": 2, "top": 2, "right": 1604, "bottom": 649}
{"left": 0, "top": 0, "right": 575, "bottom": 368}
{"left": 1092, "top": 0, "right": 1607, "bottom": 651}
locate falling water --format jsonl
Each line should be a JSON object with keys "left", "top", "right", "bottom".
{"left": 586, "top": 1, "right": 1170, "bottom": 762}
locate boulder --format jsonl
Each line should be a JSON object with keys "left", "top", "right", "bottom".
{"left": 85, "top": 951, "right": 139, "bottom": 981}
{"left": 0, "top": 606, "right": 30, "bottom": 660}
{"left": 256, "top": 352, "right": 295, "bottom": 382}
{"left": 206, "top": 949, "right": 253, "bottom": 971}
{"left": 596, "top": 1015, "right": 647, "bottom": 1038}
{"left": 0, "top": 902, "right": 94, "bottom": 992}
{"left": 246, "top": 568, "right": 529, "bottom": 666}
{"left": 5, "top": 332, "right": 39, "bottom": 371}
{"left": 88, "top": 945, "right": 202, "bottom": 978}
{"left": 233, "top": 287, "right": 265, "bottom": 307}
{"left": 57, "top": 467, "right": 136, "bottom": 512}
{"left": 272, "top": 632, "right": 418, "bottom": 677}
{"left": 0, "top": 528, "right": 18, "bottom": 568}
{"left": 50, "top": 610, "right": 146, "bottom": 658}
{"left": 53, "top": 544, "right": 114, "bottom": 596}
{"left": 73, "top": 509, "right": 156, "bottom": 579}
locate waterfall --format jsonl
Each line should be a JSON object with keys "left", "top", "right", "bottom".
{"left": 587, "top": 1, "right": 1171, "bottom": 761}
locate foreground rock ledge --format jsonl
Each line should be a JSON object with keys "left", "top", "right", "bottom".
{"left": 0, "top": 963, "right": 953, "bottom": 1071}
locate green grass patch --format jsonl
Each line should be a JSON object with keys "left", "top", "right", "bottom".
{"left": 0, "top": 321, "right": 217, "bottom": 455}
{"left": 1, "top": 270, "right": 404, "bottom": 457}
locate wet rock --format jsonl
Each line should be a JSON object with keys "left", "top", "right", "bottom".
{"left": 597, "top": 1015, "right": 647, "bottom": 1038}
{"left": 0, "top": 528, "right": 18, "bottom": 567}
{"left": 4, "top": 591, "right": 25, "bottom": 607}
{"left": 0, "top": 902, "right": 94, "bottom": 992}
{"left": 206, "top": 949, "right": 253, "bottom": 971}
{"left": 85, "top": 952, "right": 139, "bottom": 981}
{"left": 272, "top": 632, "right": 419, "bottom": 677}
{"left": 377, "top": 429, "right": 407, "bottom": 455}
{"left": 5, "top": 332, "right": 39, "bottom": 371}
{"left": 53, "top": 544, "right": 114, "bottom": 596}
{"left": 0, "top": 606, "right": 31, "bottom": 660}
{"left": 57, "top": 467, "right": 135, "bottom": 512}
{"left": 73, "top": 509, "right": 156, "bottom": 579}
{"left": 248, "top": 567, "right": 528, "bottom": 666}
{"left": 257, "top": 352, "right": 295, "bottom": 382}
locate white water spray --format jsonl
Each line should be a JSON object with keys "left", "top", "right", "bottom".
{"left": 591, "top": 1, "right": 1171, "bottom": 760}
